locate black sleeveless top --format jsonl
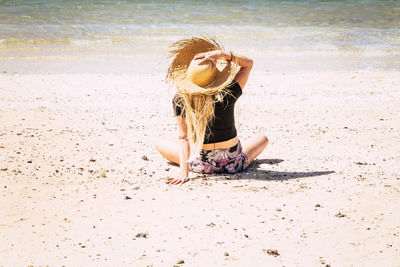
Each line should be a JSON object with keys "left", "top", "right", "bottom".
{"left": 172, "top": 81, "right": 242, "bottom": 144}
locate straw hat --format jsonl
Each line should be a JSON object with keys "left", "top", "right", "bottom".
{"left": 166, "top": 36, "right": 238, "bottom": 95}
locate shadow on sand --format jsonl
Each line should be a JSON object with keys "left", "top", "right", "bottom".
{"left": 193, "top": 158, "right": 335, "bottom": 181}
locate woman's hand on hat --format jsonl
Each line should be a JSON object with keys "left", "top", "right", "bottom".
{"left": 194, "top": 50, "right": 221, "bottom": 66}
{"left": 166, "top": 175, "right": 190, "bottom": 185}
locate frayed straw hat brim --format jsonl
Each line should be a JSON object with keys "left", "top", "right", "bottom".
{"left": 166, "top": 36, "right": 238, "bottom": 94}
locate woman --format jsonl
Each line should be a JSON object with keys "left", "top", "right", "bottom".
{"left": 156, "top": 37, "right": 268, "bottom": 184}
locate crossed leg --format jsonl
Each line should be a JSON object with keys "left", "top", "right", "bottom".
{"left": 155, "top": 139, "right": 180, "bottom": 165}
{"left": 242, "top": 135, "right": 269, "bottom": 163}
{"left": 155, "top": 135, "right": 269, "bottom": 166}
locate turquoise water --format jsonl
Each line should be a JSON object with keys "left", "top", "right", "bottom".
{"left": 1, "top": 0, "right": 399, "bottom": 45}
{"left": 1, "top": 0, "right": 399, "bottom": 72}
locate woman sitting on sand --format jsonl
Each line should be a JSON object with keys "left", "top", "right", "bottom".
{"left": 156, "top": 37, "right": 268, "bottom": 184}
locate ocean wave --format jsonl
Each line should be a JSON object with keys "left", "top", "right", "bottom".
{"left": 0, "top": 37, "right": 72, "bottom": 47}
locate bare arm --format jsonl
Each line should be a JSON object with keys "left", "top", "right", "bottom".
{"left": 229, "top": 52, "right": 253, "bottom": 90}
{"left": 194, "top": 50, "right": 253, "bottom": 89}
{"left": 167, "top": 115, "right": 190, "bottom": 184}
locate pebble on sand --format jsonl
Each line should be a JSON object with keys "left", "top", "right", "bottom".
{"left": 135, "top": 233, "right": 148, "bottom": 238}
{"left": 354, "top": 161, "right": 368, "bottom": 165}
{"left": 263, "top": 249, "right": 280, "bottom": 257}
{"left": 335, "top": 212, "right": 346, "bottom": 218}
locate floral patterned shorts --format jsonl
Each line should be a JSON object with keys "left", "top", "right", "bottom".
{"left": 189, "top": 140, "right": 249, "bottom": 174}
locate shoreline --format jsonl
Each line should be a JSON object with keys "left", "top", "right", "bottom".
{"left": 1, "top": 41, "right": 400, "bottom": 75}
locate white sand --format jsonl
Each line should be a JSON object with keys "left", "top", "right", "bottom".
{"left": 0, "top": 71, "right": 399, "bottom": 266}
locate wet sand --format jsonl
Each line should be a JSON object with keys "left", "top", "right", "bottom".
{"left": 0, "top": 70, "right": 399, "bottom": 266}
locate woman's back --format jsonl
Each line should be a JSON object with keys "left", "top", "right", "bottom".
{"left": 204, "top": 81, "right": 242, "bottom": 144}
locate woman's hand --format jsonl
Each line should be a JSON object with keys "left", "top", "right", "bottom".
{"left": 194, "top": 50, "right": 222, "bottom": 66}
{"left": 166, "top": 175, "right": 190, "bottom": 185}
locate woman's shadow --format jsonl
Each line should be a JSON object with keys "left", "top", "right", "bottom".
{"left": 197, "top": 158, "right": 335, "bottom": 181}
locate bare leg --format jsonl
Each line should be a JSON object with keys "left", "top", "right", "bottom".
{"left": 242, "top": 135, "right": 269, "bottom": 164}
{"left": 155, "top": 138, "right": 180, "bottom": 165}
{"left": 156, "top": 135, "right": 268, "bottom": 166}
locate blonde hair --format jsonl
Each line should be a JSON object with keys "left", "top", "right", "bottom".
{"left": 166, "top": 36, "right": 238, "bottom": 155}
{"left": 174, "top": 87, "right": 227, "bottom": 155}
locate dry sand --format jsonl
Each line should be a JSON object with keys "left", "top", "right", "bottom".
{"left": 0, "top": 71, "right": 399, "bottom": 266}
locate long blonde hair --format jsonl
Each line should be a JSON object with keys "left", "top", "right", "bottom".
{"left": 174, "top": 88, "right": 226, "bottom": 155}
{"left": 166, "top": 36, "right": 238, "bottom": 155}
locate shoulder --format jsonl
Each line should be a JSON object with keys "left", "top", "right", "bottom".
{"left": 226, "top": 80, "right": 242, "bottom": 98}
{"left": 172, "top": 94, "right": 182, "bottom": 105}
{"left": 172, "top": 94, "right": 183, "bottom": 116}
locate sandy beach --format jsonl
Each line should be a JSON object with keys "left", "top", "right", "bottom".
{"left": 0, "top": 68, "right": 399, "bottom": 266}
{"left": 2, "top": 1, "right": 400, "bottom": 265}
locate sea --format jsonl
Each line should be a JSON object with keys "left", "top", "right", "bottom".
{"left": 1, "top": 0, "right": 399, "bottom": 73}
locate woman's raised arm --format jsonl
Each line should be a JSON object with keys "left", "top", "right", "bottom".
{"left": 194, "top": 50, "right": 253, "bottom": 89}
{"left": 229, "top": 52, "right": 253, "bottom": 90}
